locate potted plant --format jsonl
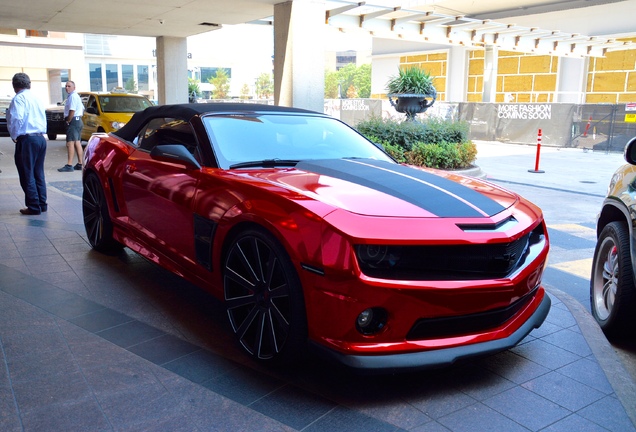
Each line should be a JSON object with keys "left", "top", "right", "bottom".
{"left": 386, "top": 66, "right": 437, "bottom": 121}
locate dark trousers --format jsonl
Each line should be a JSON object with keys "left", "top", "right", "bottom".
{"left": 15, "top": 135, "right": 47, "bottom": 212}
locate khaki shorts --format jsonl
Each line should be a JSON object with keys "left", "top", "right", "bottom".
{"left": 66, "top": 117, "right": 83, "bottom": 142}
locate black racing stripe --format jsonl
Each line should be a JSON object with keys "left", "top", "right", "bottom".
{"left": 295, "top": 159, "right": 506, "bottom": 217}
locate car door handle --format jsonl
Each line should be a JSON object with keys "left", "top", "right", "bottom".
{"left": 126, "top": 164, "right": 136, "bottom": 174}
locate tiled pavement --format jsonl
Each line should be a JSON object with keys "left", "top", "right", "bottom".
{"left": 0, "top": 136, "right": 635, "bottom": 431}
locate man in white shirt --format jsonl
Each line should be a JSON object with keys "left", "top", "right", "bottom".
{"left": 6, "top": 72, "right": 48, "bottom": 215}
{"left": 58, "top": 80, "right": 84, "bottom": 172}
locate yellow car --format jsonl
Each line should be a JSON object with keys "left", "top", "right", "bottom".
{"left": 80, "top": 89, "right": 153, "bottom": 141}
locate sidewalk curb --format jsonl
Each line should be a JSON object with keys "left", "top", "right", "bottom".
{"left": 545, "top": 284, "right": 636, "bottom": 427}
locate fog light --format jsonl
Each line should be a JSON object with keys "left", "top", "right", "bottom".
{"left": 356, "top": 307, "right": 387, "bottom": 335}
{"left": 357, "top": 309, "right": 373, "bottom": 327}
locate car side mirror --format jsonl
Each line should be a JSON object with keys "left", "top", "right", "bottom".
{"left": 86, "top": 107, "right": 97, "bottom": 114}
{"left": 150, "top": 144, "right": 201, "bottom": 169}
{"left": 624, "top": 136, "right": 636, "bottom": 165}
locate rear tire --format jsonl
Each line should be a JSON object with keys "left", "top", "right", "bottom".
{"left": 223, "top": 228, "right": 307, "bottom": 365}
{"left": 590, "top": 221, "right": 636, "bottom": 339}
{"left": 47, "top": 132, "right": 56, "bottom": 140}
{"left": 82, "top": 173, "right": 123, "bottom": 253}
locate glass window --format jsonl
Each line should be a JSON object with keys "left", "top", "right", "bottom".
{"left": 137, "top": 65, "right": 149, "bottom": 91}
{"left": 84, "top": 34, "right": 114, "bottom": 56}
{"left": 106, "top": 64, "right": 118, "bottom": 91}
{"left": 137, "top": 118, "right": 199, "bottom": 159}
{"left": 86, "top": 95, "right": 98, "bottom": 112}
{"left": 200, "top": 67, "right": 232, "bottom": 83}
{"left": 204, "top": 114, "right": 392, "bottom": 169}
{"left": 122, "top": 65, "right": 135, "bottom": 92}
{"left": 60, "top": 69, "right": 69, "bottom": 100}
{"left": 26, "top": 30, "right": 48, "bottom": 37}
{"left": 98, "top": 96, "right": 152, "bottom": 113}
{"left": 89, "top": 63, "right": 103, "bottom": 92}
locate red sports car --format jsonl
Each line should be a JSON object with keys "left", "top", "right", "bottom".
{"left": 82, "top": 103, "right": 551, "bottom": 371}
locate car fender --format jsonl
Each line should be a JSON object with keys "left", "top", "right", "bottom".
{"left": 214, "top": 197, "right": 327, "bottom": 268}
{"left": 83, "top": 134, "right": 135, "bottom": 217}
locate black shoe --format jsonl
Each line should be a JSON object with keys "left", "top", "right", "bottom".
{"left": 40, "top": 205, "right": 47, "bottom": 212}
{"left": 74, "top": 163, "right": 82, "bottom": 170}
{"left": 20, "top": 208, "right": 41, "bottom": 215}
{"left": 58, "top": 164, "right": 74, "bottom": 172}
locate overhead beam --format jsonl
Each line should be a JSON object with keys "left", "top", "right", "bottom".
{"left": 325, "top": 2, "right": 365, "bottom": 24}
{"left": 325, "top": 0, "right": 630, "bottom": 57}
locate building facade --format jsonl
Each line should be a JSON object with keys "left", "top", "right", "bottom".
{"left": 372, "top": 37, "right": 636, "bottom": 106}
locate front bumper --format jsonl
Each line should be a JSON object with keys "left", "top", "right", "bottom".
{"left": 311, "top": 291, "right": 551, "bottom": 373}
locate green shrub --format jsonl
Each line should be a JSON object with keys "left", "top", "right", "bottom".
{"left": 407, "top": 141, "right": 477, "bottom": 170}
{"left": 362, "top": 134, "right": 407, "bottom": 162}
{"left": 355, "top": 117, "right": 428, "bottom": 150}
{"left": 386, "top": 66, "right": 435, "bottom": 95}
{"left": 418, "top": 117, "right": 469, "bottom": 145}
{"left": 355, "top": 116, "right": 475, "bottom": 169}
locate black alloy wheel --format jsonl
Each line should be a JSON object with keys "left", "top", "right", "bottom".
{"left": 223, "top": 228, "right": 307, "bottom": 364}
{"left": 82, "top": 173, "right": 123, "bottom": 253}
{"left": 590, "top": 221, "right": 636, "bottom": 338}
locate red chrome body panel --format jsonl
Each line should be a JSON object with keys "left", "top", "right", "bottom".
{"left": 84, "top": 128, "right": 550, "bottom": 368}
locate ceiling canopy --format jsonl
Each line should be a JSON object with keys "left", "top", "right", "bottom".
{"left": 0, "top": 0, "right": 632, "bottom": 56}
{"left": 323, "top": 0, "right": 634, "bottom": 57}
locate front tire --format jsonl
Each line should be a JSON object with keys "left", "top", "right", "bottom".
{"left": 590, "top": 221, "right": 636, "bottom": 338}
{"left": 223, "top": 228, "right": 307, "bottom": 364}
{"left": 82, "top": 173, "right": 123, "bottom": 253}
{"left": 47, "top": 132, "right": 56, "bottom": 140}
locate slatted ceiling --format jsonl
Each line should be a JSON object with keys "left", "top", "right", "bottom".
{"left": 325, "top": 0, "right": 633, "bottom": 57}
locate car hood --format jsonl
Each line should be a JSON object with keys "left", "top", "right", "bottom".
{"left": 239, "top": 158, "right": 518, "bottom": 218}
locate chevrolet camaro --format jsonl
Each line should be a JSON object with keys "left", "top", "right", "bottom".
{"left": 82, "top": 103, "right": 551, "bottom": 372}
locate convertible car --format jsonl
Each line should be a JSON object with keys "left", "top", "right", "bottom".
{"left": 82, "top": 103, "right": 551, "bottom": 371}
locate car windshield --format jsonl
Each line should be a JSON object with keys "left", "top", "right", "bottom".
{"left": 203, "top": 113, "right": 394, "bottom": 169}
{"left": 98, "top": 96, "right": 153, "bottom": 113}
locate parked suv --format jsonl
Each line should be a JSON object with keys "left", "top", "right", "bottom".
{"left": 0, "top": 98, "right": 11, "bottom": 136}
{"left": 590, "top": 136, "right": 636, "bottom": 339}
{"left": 45, "top": 104, "right": 66, "bottom": 140}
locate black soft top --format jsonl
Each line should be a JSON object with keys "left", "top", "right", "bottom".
{"left": 112, "top": 103, "right": 320, "bottom": 142}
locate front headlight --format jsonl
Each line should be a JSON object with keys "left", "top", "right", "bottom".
{"left": 355, "top": 245, "right": 402, "bottom": 269}
{"left": 110, "top": 121, "right": 126, "bottom": 130}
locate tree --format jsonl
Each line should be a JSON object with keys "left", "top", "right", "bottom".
{"left": 188, "top": 78, "right": 201, "bottom": 102}
{"left": 208, "top": 69, "right": 230, "bottom": 99}
{"left": 124, "top": 77, "right": 137, "bottom": 93}
{"left": 240, "top": 83, "right": 251, "bottom": 99}
{"left": 324, "top": 70, "right": 339, "bottom": 98}
{"left": 346, "top": 84, "right": 358, "bottom": 99}
{"left": 255, "top": 73, "right": 273, "bottom": 99}
{"left": 324, "top": 63, "right": 371, "bottom": 99}
{"left": 354, "top": 64, "right": 371, "bottom": 98}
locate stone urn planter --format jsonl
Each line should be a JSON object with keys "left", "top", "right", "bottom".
{"left": 386, "top": 67, "right": 437, "bottom": 121}
{"left": 388, "top": 91, "right": 437, "bottom": 121}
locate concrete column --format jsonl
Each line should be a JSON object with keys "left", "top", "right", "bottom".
{"left": 447, "top": 46, "right": 469, "bottom": 102}
{"left": 556, "top": 56, "right": 588, "bottom": 103}
{"left": 273, "top": 0, "right": 325, "bottom": 112}
{"left": 156, "top": 36, "right": 188, "bottom": 105}
{"left": 482, "top": 45, "right": 498, "bottom": 103}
